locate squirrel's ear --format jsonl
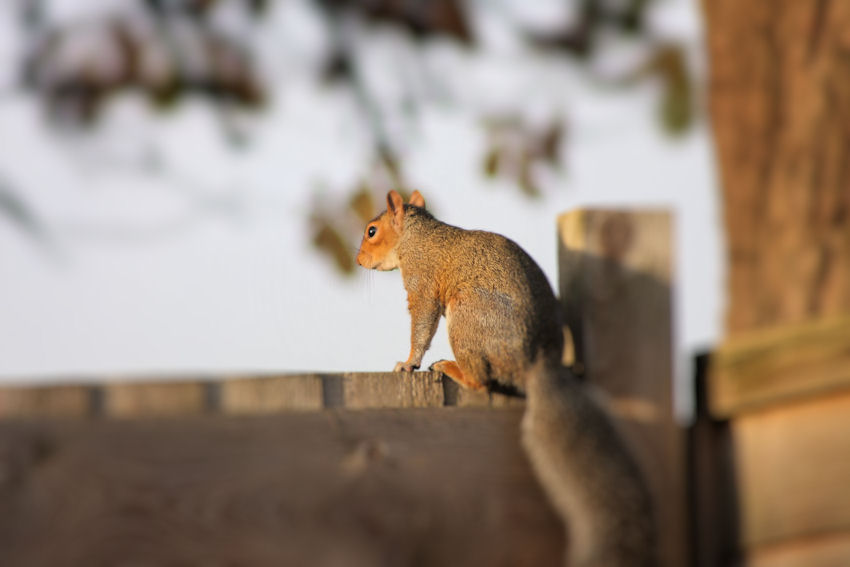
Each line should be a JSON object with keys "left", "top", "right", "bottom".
{"left": 409, "top": 190, "right": 425, "bottom": 209}
{"left": 387, "top": 190, "right": 405, "bottom": 229}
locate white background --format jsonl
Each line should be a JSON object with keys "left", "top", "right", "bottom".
{"left": 0, "top": 0, "right": 723, "bottom": 418}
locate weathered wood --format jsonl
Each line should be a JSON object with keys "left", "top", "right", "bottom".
{"left": 710, "top": 314, "right": 850, "bottom": 417}
{"left": 732, "top": 392, "right": 850, "bottom": 548}
{"left": 103, "top": 382, "right": 210, "bottom": 417}
{"left": 746, "top": 534, "right": 850, "bottom": 567}
{"left": 0, "top": 385, "right": 93, "bottom": 418}
{"left": 341, "top": 372, "right": 445, "bottom": 408}
{"left": 0, "top": 372, "right": 532, "bottom": 418}
{"left": 557, "top": 209, "right": 685, "bottom": 567}
{"left": 220, "top": 374, "right": 324, "bottom": 413}
{"left": 0, "top": 408, "right": 563, "bottom": 567}
{"left": 703, "top": 0, "right": 850, "bottom": 335}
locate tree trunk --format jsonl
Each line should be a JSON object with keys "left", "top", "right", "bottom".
{"left": 703, "top": 0, "right": 850, "bottom": 336}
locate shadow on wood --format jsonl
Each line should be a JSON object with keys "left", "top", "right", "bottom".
{"left": 0, "top": 409, "right": 563, "bottom": 567}
{"left": 558, "top": 209, "right": 686, "bottom": 567}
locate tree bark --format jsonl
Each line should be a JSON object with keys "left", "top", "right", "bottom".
{"left": 703, "top": 0, "right": 850, "bottom": 336}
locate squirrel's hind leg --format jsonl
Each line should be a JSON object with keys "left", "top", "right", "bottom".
{"left": 429, "top": 360, "right": 486, "bottom": 391}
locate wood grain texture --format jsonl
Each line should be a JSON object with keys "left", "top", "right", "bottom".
{"left": 746, "top": 534, "right": 850, "bottom": 567}
{"left": 0, "top": 372, "right": 529, "bottom": 418}
{"left": 557, "top": 209, "right": 685, "bottom": 567}
{"left": 703, "top": 0, "right": 850, "bottom": 335}
{"left": 0, "top": 408, "right": 563, "bottom": 567}
{"left": 341, "top": 372, "right": 445, "bottom": 408}
{"left": 220, "top": 374, "right": 325, "bottom": 413}
{"left": 103, "top": 382, "right": 209, "bottom": 417}
{"left": 0, "top": 385, "right": 93, "bottom": 418}
{"left": 710, "top": 314, "right": 850, "bottom": 417}
{"left": 732, "top": 392, "right": 850, "bottom": 548}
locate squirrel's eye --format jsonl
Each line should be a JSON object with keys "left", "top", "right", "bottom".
{"left": 367, "top": 226, "right": 377, "bottom": 238}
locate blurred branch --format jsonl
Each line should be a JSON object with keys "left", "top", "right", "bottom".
{"left": 318, "top": 0, "right": 471, "bottom": 44}
{"left": 482, "top": 116, "right": 566, "bottom": 198}
{"left": 526, "top": 0, "right": 654, "bottom": 58}
{"left": 619, "top": 43, "right": 694, "bottom": 135}
{"left": 0, "top": 177, "right": 53, "bottom": 250}
{"left": 2, "top": 0, "right": 696, "bottom": 277}
{"left": 23, "top": 3, "right": 266, "bottom": 130}
{"left": 319, "top": 4, "right": 398, "bottom": 162}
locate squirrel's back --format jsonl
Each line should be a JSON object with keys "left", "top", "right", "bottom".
{"left": 397, "top": 207, "right": 563, "bottom": 392}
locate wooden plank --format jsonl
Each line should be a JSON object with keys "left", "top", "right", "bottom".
{"left": 103, "top": 382, "right": 209, "bottom": 417}
{"left": 709, "top": 315, "right": 850, "bottom": 418}
{"left": 745, "top": 533, "right": 850, "bottom": 567}
{"left": 0, "top": 385, "right": 93, "bottom": 418}
{"left": 0, "top": 408, "right": 563, "bottom": 567}
{"left": 558, "top": 209, "right": 685, "bottom": 567}
{"left": 0, "top": 372, "right": 526, "bottom": 419}
{"left": 690, "top": 353, "right": 741, "bottom": 567}
{"left": 220, "top": 374, "right": 324, "bottom": 413}
{"left": 341, "top": 371, "right": 445, "bottom": 409}
{"left": 732, "top": 392, "right": 850, "bottom": 548}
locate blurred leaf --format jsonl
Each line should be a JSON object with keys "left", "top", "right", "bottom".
{"left": 481, "top": 115, "right": 564, "bottom": 196}
{"left": 616, "top": 0, "right": 652, "bottom": 34}
{"left": 329, "top": 0, "right": 472, "bottom": 44}
{"left": 322, "top": 50, "right": 353, "bottom": 84}
{"left": 620, "top": 43, "right": 693, "bottom": 135}
{"left": 651, "top": 45, "right": 693, "bottom": 135}
{"left": 660, "top": 75, "right": 692, "bottom": 135}
{"left": 144, "top": 0, "right": 166, "bottom": 16}
{"left": 483, "top": 147, "right": 499, "bottom": 178}
{"left": 377, "top": 147, "right": 405, "bottom": 188}
{"left": 525, "top": 0, "right": 602, "bottom": 59}
{"left": 527, "top": 28, "right": 593, "bottom": 59}
{"left": 148, "top": 75, "right": 182, "bottom": 109}
{"left": 26, "top": 12, "right": 268, "bottom": 127}
{"left": 349, "top": 184, "right": 376, "bottom": 222}
{"left": 110, "top": 21, "right": 139, "bottom": 84}
{"left": 186, "top": 0, "right": 217, "bottom": 17}
{"left": 247, "top": 0, "right": 270, "bottom": 16}
{"left": 312, "top": 220, "right": 356, "bottom": 276}
{"left": 539, "top": 121, "right": 564, "bottom": 165}
{"left": 406, "top": 0, "right": 471, "bottom": 44}
{"left": 230, "top": 76, "right": 266, "bottom": 108}
{"left": 517, "top": 156, "right": 540, "bottom": 198}
{"left": 526, "top": 0, "right": 657, "bottom": 57}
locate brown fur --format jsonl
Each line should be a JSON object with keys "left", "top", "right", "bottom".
{"left": 356, "top": 190, "right": 657, "bottom": 567}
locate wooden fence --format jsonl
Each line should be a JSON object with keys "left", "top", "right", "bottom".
{"left": 0, "top": 371, "right": 518, "bottom": 419}
{"left": 0, "top": 373, "right": 560, "bottom": 567}
{"left": 694, "top": 315, "right": 850, "bottom": 567}
{"left": 0, "top": 208, "right": 688, "bottom": 566}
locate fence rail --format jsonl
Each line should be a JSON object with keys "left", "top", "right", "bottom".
{"left": 0, "top": 371, "right": 523, "bottom": 419}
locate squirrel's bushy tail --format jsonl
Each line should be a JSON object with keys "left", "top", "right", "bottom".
{"left": 521, "top": 362, "right": 657, "bottom": 567}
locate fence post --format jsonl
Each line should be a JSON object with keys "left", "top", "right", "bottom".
{"left": 557, "top": 209, "right": 686, "bottom": 567}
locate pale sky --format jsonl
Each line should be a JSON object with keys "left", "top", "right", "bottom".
{"left": 0, "top": 0, "right": 722, "bottom": 417}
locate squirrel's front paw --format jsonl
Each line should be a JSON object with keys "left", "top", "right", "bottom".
{"left": 393, "top": 361, "right": 419, "bottom": 372}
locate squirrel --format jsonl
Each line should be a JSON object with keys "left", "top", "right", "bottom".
{"left": 356, "top": 190, "right": 656, "bottom": 567}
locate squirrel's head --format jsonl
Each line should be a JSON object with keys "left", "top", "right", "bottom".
{"left": 356, "top": 190, "right": 425, "bottom": 271}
